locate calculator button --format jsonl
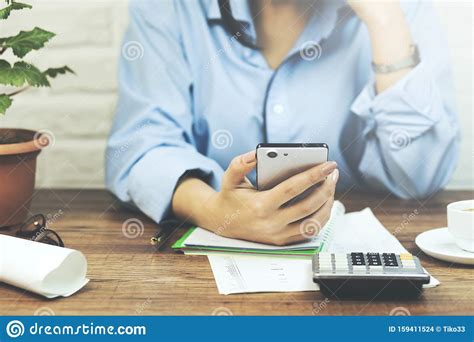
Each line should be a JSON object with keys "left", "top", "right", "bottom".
{"left": 318, "top": 257, "right": 332, "bottom": 261}
{"left": 401, "top": 259, "right": 416, "bottom": 265}
{"left": 352, "top": 265, "right": 367, "bottom": 273}
{"left": 382, "top": 257, "right": 399, "bottom": 267}
{"left": 382, "top": 253, "right": 398, "bottom": 263}
{"left": 368, "top": 265, "right": 383, "bottom": 273}
{"left": 351, "top": 253, "right": 366, "bottom": 265}
{"left": 319, "top": 264, "right": 333, "bottom": 269}
{"left": 382, "top": 253, "right": 396, "bottom": 257}
{"left": 318, "top": 260, "right": 332, "bottom": 264}
{"left": 351, "top": 253, "right": 364, "bottom": 259}
{"left": 319, "top": 257, "right": 332, "bottom": 262}
{"left": 352, "top": 265, "right": 366, "bottom": 269}
{"left": 318, "top": 253, "right": 332, "bottom": 258}
{"left": 400, "top": 253, "right": 413, "bottom": 260}
{"left": 319, "top": 265, "right": 333, "bottom": 270}
{"left": 382, "top": 253, "right": 396, "bottom": 258}
{"left": 402, "top": 263, "right": 416, "bottom": 269}
{"left": 352, "top": 259, "right": 366, "bottom": 265}
{"left": 334, "top": 260, "right": 348, "bottom": 265}
{"left": 318, "top": 259, "right": 332, "bottom": 264}
{"left": 367, "top": 253, "right": 382, "bottom": 266}
{"left": 335, "top": 259, "right": 349, "bottom": 265}
{"left": 334, "top": 253, "right": 348, "bottom": 260}
{"left": 351, "top": 252, "right": 364, "bottom": 259}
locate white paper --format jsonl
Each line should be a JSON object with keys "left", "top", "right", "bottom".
{"left": 326, "top": 208, "right": 413, "bottom": 252}
{"left": 208, "top": 254, "right": 319, "bottom": 295}
{"left": 0, "top": 235, "right": 89, "bottom": 298}
{"left": 184, "top": 201, "right": 345, "bottom": 251}
{"left": 208, "top": 206, "right": 439, "bottom": 294}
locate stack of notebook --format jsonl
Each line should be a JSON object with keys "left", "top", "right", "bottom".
{"left": 172, "top": 201, "right": 345, "bottom": 257}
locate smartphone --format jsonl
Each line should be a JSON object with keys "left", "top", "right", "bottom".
{"left": 256, "top": 143, "right": 329, "bottom": 191}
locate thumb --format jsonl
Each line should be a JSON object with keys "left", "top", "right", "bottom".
{"left": 222, "top": 151, "right": 256, "bottom": 189}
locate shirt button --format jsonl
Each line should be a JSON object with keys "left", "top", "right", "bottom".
{"left": 273, "top": 104, "right": 284, "bottom": 114}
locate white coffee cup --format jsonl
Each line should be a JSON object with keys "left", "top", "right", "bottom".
{"left": 447, "top": 200, "right": 474, "bottom": 252}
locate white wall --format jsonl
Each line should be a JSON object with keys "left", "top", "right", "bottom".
{"left": 435, "top": 0, "right": 473, "bottom": 189}
{"left": 0, "top": 0, "right": 472, "bottom": 189}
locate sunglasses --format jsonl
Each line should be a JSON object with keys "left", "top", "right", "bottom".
{"left": 14, "top": 214, "right": 64, "bottom": 247}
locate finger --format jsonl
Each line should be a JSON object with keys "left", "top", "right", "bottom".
{"left": 268, "top": 161, "right": 337, "bottom": 207}
{"left": 222, "top": 151, "right": 256, "bottom": 190}
{"left": 285, "top": 196, "right": 335, "bottom": 243}
{"left": 279, "top": 169, "right": 339, "bottom": 223}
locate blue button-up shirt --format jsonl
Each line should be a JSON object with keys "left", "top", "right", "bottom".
{"left": 106, "top": 0, "right": 459, "bottom": 223}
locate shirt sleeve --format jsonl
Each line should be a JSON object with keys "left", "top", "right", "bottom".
{"left": 350, "top": 0, "right": 460, "bottom": 199}
{"left": 106, "top": 0, "right": 224, "bottom": 222}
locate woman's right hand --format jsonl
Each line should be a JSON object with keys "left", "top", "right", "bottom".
{"left": 196, "top": 150, "right": 339, "bottom": 245}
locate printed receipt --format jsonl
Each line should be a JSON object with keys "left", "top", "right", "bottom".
{"left": 208, "top": 255, "right": 319, "bottom": 295}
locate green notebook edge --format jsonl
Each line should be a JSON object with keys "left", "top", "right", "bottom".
{"left": 172, "top": 226, "right": 197, "bottom": 249}
{"left": 172, "top": 226, "right": 323, "bottom": 256}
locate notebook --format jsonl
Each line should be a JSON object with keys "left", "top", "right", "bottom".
{"left": 172, "top": 201, "right": 345, "bottom": 257}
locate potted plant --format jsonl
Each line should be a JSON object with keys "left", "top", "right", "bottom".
{"left": 0, "top": 0, "right": 74, "bottom": 226}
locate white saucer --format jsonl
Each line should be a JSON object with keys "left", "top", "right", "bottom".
{"left": 416, "top": 228, "right": 474, "bottom": 265}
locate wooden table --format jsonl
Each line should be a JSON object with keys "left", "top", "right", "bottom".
{"left": 0, "top": 189, "right": 472, "bottom": 315}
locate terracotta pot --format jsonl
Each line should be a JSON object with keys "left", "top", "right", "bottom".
{"left": 0, "top": 128, "right": 48, "bottom": 227}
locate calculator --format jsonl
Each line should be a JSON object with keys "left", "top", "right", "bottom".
{"left": 312, "top": 252, "right": 430, "bottom": 298}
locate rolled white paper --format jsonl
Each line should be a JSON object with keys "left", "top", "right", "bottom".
{"left": 0, "top": 235, "right": 89, "bottom": 298}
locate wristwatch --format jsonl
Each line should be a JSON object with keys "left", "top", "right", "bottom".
{"left": 372, "top": 44, "right": 420, "bottom": 74}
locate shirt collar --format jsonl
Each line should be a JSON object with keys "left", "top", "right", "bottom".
{"left": 206, "top": 0, "right": 351, "bottom": 55}
{"left": 206, "top": 0, "right": 253, "bottom": 24}
{"left": 311, "top": 0, "right": 350, "bottom": 41}
{"left": 288, "top": 0, "right": 351, "bottom": 56}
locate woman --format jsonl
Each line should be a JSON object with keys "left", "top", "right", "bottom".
{"left": 106, "top": 0, "right": 459, "bottom": 245}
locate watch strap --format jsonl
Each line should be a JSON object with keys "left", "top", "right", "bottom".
{"left": 372, "top": 44, "right": 420, "bottom": 74}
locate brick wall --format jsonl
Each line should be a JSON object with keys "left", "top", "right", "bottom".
{"left": 0, "top": 0, "right": 472, "bottom": 189}
{"left": 0, "top": 0, "right": 127, "bottom": 188}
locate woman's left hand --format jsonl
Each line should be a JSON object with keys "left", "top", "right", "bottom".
{"left": 347, "top": 0, "right": 403, "bottom": 27}
{"left": 347, "top": 0, "right": 413, "bottom": 94}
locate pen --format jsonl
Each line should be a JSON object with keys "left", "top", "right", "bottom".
{"left": 150, "top": 220, "right": 180, "bottom": 250}
{"left": 150, "top": 228, "right": 165, "bottom": 245}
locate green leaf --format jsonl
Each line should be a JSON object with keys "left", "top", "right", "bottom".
{"left": 0, "top": 2, "right": 32, "bottom": 20}
{"left": 0, "top": 27, "right": 55, "bottom": 58}
{"left": 43, "top": 65, "right": 75, "bottom": 78}
{"left": 0, "top": 5, "right": 12, "bottom": 19}
{"left": 0, "top": 94, "right": 13, "bottom": 115}
{"left": 11, "top": 1, "right": 31, "bottom": 10}
{"left": 0, "top": 60, "right": 50, "bottom": 87}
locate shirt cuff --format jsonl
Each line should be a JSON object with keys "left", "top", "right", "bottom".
{"left": 127, "top": 146, "right": 224, "bottom": 222}
{"left": 351, "top": 62, "right": 441, "bottom": 139}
